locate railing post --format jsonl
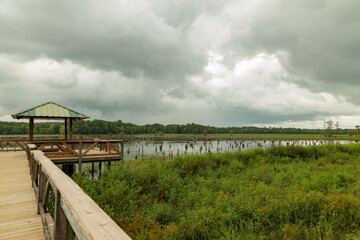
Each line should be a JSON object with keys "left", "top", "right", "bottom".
{"left": 29, "top": 151, "right": 33, "bottom": 176}
{"left": 31, "top": 153, "right": 35, "bottom": 187}
{"left": 38, "top": 168, "right": 46, "bottom": 214}
{"left": 54, "top": 190, "right": 72, "bottom": 240}
{"left": 26, "top": 145, "right": 29, "bottom": 166}
{"left": 78, "top": 142, "right": 82, "bottom": 174}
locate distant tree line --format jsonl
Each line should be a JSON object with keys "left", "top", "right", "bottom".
{"left": 0, "top": 119, "right": 356, "bottom": 135}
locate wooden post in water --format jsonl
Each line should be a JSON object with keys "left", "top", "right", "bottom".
{"left": 120, "top": 141, "right": 124, "bottom": 161}
{"left": 62, "top": 164, "right": 74, "bottom": 176}
{"left": 91, "top": 162, "right": 94, "bottom": 180}
{"left": 107, "top": 142, "right": 111, "bottom": 169}
{"left": 99, "top": 162, "right": 102, "bottom": 179}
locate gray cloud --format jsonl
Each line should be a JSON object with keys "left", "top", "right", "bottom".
{"left": 149, "top": 0, "right": 230, "bottom": 28}
{"left": 0, "top": 0, "right": 204, "bottom": 82}
{"left": 223, "top": 0, "right": 360, "bottom": 86}
{"left": 0, "top": 0, "right": 360, "bottom": 128}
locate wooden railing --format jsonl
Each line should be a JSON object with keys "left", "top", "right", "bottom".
{"left": 0, "top": 139, "right": 27, "bottom": 151}
{"left": 30, "top": 139, "right": 124, "bottom": 162}
{"left": 28, "top": 145, "right": 131, "bottom": 240}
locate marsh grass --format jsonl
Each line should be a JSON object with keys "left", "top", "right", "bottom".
{"left": 73, "top": 143, "right": 360, "bottom": 239}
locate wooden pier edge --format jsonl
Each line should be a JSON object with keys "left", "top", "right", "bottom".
{"left": 29, "top": 147, "right": 131, "bottom": 240}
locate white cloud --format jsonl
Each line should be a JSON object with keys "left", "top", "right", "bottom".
{"left": 195, "top": 53, "right": 358, "bottom": 114}
{"left": 160, "top": 52, "right": 360, "bottom": 126}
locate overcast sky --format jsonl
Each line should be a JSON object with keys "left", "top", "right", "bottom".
{"left": 0, "top": 0, "right": 359, "bottom": 128}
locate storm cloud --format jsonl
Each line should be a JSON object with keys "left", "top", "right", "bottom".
{"left": 0, "top": 0, "right": 359, "bottom": 128}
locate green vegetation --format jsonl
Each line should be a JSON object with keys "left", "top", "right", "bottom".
{"left": 0, "top": 119, "right": 357, "bottom": 136}
{"left": 74, "top": 144, "right": 360, "bottom": 239}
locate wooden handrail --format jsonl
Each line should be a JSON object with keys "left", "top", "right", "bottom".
{"left": 0, "top": 139, "right": 27, "bottom": 151}
{"left": 29, "top": 147, "right": 131, "bottom": 240}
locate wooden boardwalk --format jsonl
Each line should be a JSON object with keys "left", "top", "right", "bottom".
{"left": 0, "top": 152, "right": 52, "bottom": 240}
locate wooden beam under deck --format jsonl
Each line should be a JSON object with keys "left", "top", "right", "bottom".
{"left": 50, "top": 156, "right": 122, "bottom": 164}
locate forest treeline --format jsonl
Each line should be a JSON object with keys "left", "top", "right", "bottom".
{"left": 0, "top": 120, "right": 355, "bottom": 135}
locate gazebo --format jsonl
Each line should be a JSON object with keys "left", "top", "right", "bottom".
{"left": 11, "top": 102, "right": 89, "bottom": 141}
{"left": 6, "top": 102, "right": 123, "bottom": 177}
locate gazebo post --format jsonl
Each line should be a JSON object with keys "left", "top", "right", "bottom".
{"left": 69, "top": 118, "right": 73, "bottom": 140}
{"left": 29, "top": 117, "right": 34, "bottom": 141}
{"left": 64, "top": 118, "right": 68, "bottom": 140}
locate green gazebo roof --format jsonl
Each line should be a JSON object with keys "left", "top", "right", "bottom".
{"left": 12, "top": 102, "right": 89, "bottom": 120}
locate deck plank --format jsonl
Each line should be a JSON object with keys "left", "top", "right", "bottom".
{"left": 0, "top": 152, "right": 51, "bottom": 240}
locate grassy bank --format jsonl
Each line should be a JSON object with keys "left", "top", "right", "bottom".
{"left": 73, "top": 143, "right": 360, "bottom": 239}
{"left": 206, "top": 133, "right": 358, "bottom": 141}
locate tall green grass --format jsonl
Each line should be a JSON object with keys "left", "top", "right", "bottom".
{"left": 73, "top": 144, "right": 360, "bottom": 239}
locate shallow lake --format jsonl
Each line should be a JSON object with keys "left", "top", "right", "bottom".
{"left": 78, "top": 139, "right": 357, "bottom": 178}
{"left": 122, "top": 139, "right": 356, "bottom": 160}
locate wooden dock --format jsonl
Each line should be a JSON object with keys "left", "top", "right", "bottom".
{"left": 2, "top": 103, "right": 130, "bottom": 239}
{"left": 0, "top": 146, "right": 130, "bottom": 239}
{"left": 0, "top": 152, "right": 53, "bottom": 240}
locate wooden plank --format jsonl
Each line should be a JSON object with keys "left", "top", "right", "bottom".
{"left": 82, "top": 142, "right": 99, "bottom": 156}
{"left": 15, "top": 141, "right": 27, "bottom": 151}
{"left": 0, "top": 149, "right": 26, "bottom": 152}
{"left": 42, "top": 179, "right": 51, "bottom": 212}
{"left": 0, "top": 139, "right": 28, "bottom": 142}
{"left": 61, "top": 142, "right": 79, "bottom": 157}
{"left": 0, "top": 208, "right": 39, "bottom": 222}
{"left": 108, "top": 142, "right": 121, "bottom": 155}
{"left": 69, "top": 119, "right": 73, "bottom": 140}
{"left": 28, "top": 144, "right": 37, "bottom": 149}
{"left": 0, "top": 225, "right": 45, "bottom": 240}
{"left": 38, "top": 202, "right": 52, "bottom": 240}
{"left": 57, "top": 144, "right": 69, "bottom": 153}
{"left": 80, "top": 153, "right": 120, "bottom": 157}
{"left": 29, "top": 117, "right": 34, "bottom": 141}
{"left": 50, "top": 157, "right": 121, "bottom": 164}
{"left": 54, "top": 190, "right": 72, "bottom": 240}
{"left": 64, "top": 118, "right": 68, "bottom": 140}
{"left": 46, "top": 154, "right": 76, "bottom": 159}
